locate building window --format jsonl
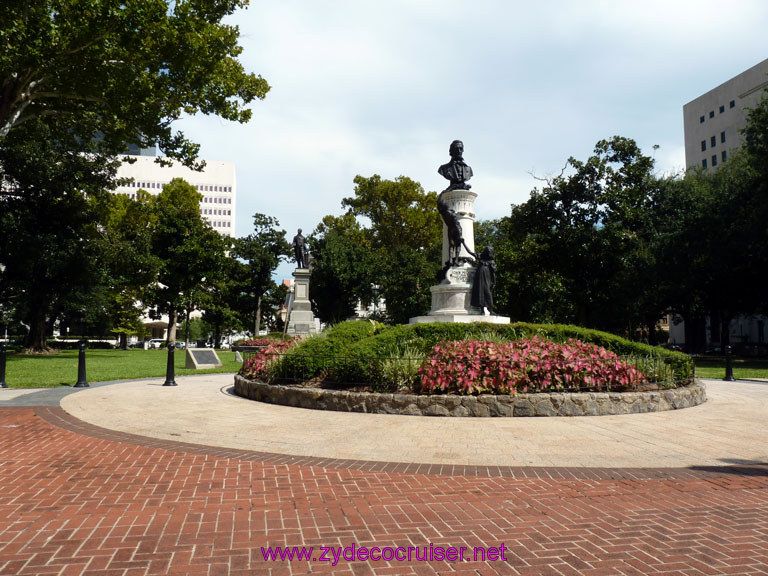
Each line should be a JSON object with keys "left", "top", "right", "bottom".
{"left": 709, "top": 110, "right": 715, "bottom": 118}
{"left": 711, "top": 155, "right": 717, "bottom": 167}
{"left": 721, "top": 131, "right": 726, "bottom": 143}
{"left": 730, "top": 100, "right": 735, "bottom": 108}
{"left": 700, "top": 116, "right": 705, "bottom": 123}
{"left": 719, "top": 105, "right": 725, "bottom": 114}
{"left": 702, "top": 158, "right": 708, "bottom": 168}
{"left": 722, "top": 150, "right": 727, "bottom": 162}
{"left": 701, "top": 140, "right": 706, "bottom": 152}
{"left": 710, "top": 136, "right": 716, "bottom": 148}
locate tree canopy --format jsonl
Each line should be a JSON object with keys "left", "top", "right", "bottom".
{"left": 310, "top": 175, "right": 442, "bottom": 325}
{"left": 0, "top": 0, "right": 269, "bottom": 165}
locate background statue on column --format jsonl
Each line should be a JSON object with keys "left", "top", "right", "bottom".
{"left": 291, "top": 228, "right": 309, "bottom": 269}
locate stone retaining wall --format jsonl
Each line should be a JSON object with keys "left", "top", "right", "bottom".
{"left": 234, "top": 375, "right": 706, "bottom": 417}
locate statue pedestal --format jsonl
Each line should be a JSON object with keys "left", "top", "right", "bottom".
{"left": 409, "top": 189, "right": 510, "bottom": 325}
{"left": 287, "top": 268, "right": 318, "bottom": 337}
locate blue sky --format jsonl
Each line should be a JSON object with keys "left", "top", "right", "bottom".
{"left": 176, "top": 0, "right": 768, "bottom": 280}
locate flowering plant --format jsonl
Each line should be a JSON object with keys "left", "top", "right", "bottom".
{"left": 240, "top": 339, "right": 296, "bottom": 381}
{"left": 418, "top": 336, "right": 646, "bottom": 395}
{"left": 239, "top": 337, "right": 292, "bottom": 347}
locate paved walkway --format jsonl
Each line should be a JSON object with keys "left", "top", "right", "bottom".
{"left": 0, "top": 377, "right": 767, "bottom": 575}
{"left": 57, "top": 376, "right": 768, "bottom": 469}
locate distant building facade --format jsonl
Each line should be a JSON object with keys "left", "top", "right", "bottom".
{"left": 678, "top": 59, "right": 768, "bottom": 354}
{"left": 683, "top": 58, "right": 768, "bottom": 171}
{"left": 115, "top": 154, "right": 237, "bottom": 237}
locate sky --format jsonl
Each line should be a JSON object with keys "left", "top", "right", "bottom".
{"left": 175, "top": 0, "right": 768, "bottom": 280}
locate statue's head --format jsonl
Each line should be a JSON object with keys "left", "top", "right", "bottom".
{"left": 297, "top": 228, "right": 302, "bottom": 234}
{"left": 449, "top": 140, "right": 464, "bottom": 159}
{"left": 481, "top": 246, "right": 494, "bottom": 259}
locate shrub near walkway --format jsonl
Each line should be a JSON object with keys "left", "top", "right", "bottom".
{"left": 241, "top": 321, "right": 693, "bottom": 392}
{"left": 3, "top": 349, "right": 239, "bottom": 388}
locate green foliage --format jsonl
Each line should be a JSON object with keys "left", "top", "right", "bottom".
{"left": 230, "top": 214, "right": 290, "bottom": 335}
{"left": 148, "top": 178, "right": 228, "bottom": 341}
{"left": 310, "top": 175, "right": 442, "bottom": 325}
{"left": 377, "top": 346, "right": 425, "bottom": 393}
{"left": 247, "top": 320, "right": 692, "bottom": 389}
{"left": 490, "top": 137, "right": 666, "bottom": 336}
{"left": 0, "top": 119, "right": 117, "bottom": 350}
{"left": 309, "top": 214, "right": 373, "bottom": 323}
{"left": 0, "top": 0, "right": 269, "bottom": 165}
{"left": 99, "top": 190, "right": 159, "bottom": 348}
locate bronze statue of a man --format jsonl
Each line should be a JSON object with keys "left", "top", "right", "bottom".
{"left": 292, "top": 228, "right": 309, "bottom": 268}
{"left": 438, "top": 140, "right": 473, "bottom": 191}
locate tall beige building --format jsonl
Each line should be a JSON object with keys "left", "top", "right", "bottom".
{"left": 683, "top": 58, "right": 768, "bottom": 171}
{"left": 115, "top": 155, "right": 237, "bottom": 237}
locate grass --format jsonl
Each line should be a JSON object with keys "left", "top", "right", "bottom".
{"left": 2, "top": 348, "right": 240, "bottom": 388}
{"left": 693, "top": 357, "right": 768, "bottom": 380}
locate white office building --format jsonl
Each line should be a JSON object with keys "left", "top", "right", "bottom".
{"left": 683, "top": 58, "right": 768, "bottom": 171}
{"left": 114, "top": 155, "right": 237, "bottom": 236}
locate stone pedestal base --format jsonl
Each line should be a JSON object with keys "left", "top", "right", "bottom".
{"left": 287, "top": 268, "right": 318, "bottom": 337}
{"left": 409, "top": 264, "right": 510, "bottom": 325}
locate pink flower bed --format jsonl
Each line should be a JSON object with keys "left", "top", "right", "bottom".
{"left": 240, "top": 339, "right": 296, "bottom": 380}
{"left": 418, "top": 336, "right": 646, "bottom": 395}
{"left": 239, "top": 338, "right": 292, "bottom": 347}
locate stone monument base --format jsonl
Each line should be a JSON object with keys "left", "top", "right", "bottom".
{"left": 409, "top": 264, "right": 510, "bottom": 325}
{"left": 287, "top": 268, "right": 318, "bottom": 337}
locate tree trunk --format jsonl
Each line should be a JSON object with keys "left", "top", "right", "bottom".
{"left": 166, "top": 310, "right": 178, "bottom": 345}
{"left": 24, "top": 311, "right": 48, "bottom": 351}
{"left": 119, "top": 333, "right": 128, "bottom": 350}
{"left": 720, "top": 313, "right": 732, "bottom": 350}
{"left": 184, "top": 306, "right": 191, "bottom": 349}
{"left": 646, "top": 318, "right": 658, "bottom": 346}
{"left": 254, "top": 294, "right": 262, "bottom": 336}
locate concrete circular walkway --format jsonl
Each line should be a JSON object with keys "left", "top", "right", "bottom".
{"left": 57, "top": 375, "right": 768, "bottom": 469}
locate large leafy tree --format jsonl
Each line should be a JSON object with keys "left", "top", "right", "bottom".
{"left": 315, "top": 175, "right": 442, "bottom": 325}
{"left": 0, "top": 119, "right": 117, "bottom": 350}
{"left": 309, "top": 213, "right": 374, "bottom": 324}
{"left": 99, "top": 190, "right": 159, "bottom": 349}
{"left": 231, "top": 214, "right": 290, "bottom": 336}
{"left": 491, "top": 137, "right": 666, "bottom": 337}
{"left": 0, "top": 0, "right": 269, "bottom": 164}
{"left": 149, "top": 178, "right": 227, "bottom": 344}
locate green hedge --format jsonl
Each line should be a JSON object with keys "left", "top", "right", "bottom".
{"left": 265, "top": 320, "right": 693, "bottom": 388}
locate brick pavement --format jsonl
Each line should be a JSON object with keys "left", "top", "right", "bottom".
{"left": 1, "top": 407, "right": 767, "bottom": 575}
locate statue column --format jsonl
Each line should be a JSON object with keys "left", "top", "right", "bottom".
{"left": 440, "top": 189, "right": 477, "bottom": 265}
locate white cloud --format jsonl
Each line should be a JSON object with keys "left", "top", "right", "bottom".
{"left": 177, "top": 1, "right": 768, "bottom": 258}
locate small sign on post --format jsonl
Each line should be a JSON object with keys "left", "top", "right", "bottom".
{"left": 185, "top": 348, "right": 222, "bottom": 369}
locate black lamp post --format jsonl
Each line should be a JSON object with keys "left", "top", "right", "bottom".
{"left": 723, "top": 345, "right": 735, "bottom": 381}
{"left": 74, "top": 340, "right": 89, "bottom": 387}
{"left": 163, "top": 342, "right": 177, "bottom": 386}
{"left": 0, "top": 343, "right": 7, "bottom": 388}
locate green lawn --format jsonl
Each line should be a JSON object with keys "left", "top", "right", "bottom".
{"left": 694, "top": 357, "right": 768, "bottom": 380}
{"left": 2, "top": 348, "right": 240, "bottom": 388}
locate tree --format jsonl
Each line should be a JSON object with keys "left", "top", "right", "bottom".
{"left": 0, "top": 0, "right": 269, "bottom": 165}
{"left": 150, "top": 178, "right": 227, "bottom": 344}
{"left": 309, "top": 214, "right": 374, "bottom": 324}
{"left": 231, "top": 214, "right": 290, "bottom": 336}
{"left": 99, "top": 190, "right": 159, "bottom": 349}
{"left": 491, "top": 137, "right": 666, "bottom": 337}
{"left": 0, "top": 118, "right": 116, "bottom": 350}
{"left": 337, "top": 175, "right": 442, "bottom": 324}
